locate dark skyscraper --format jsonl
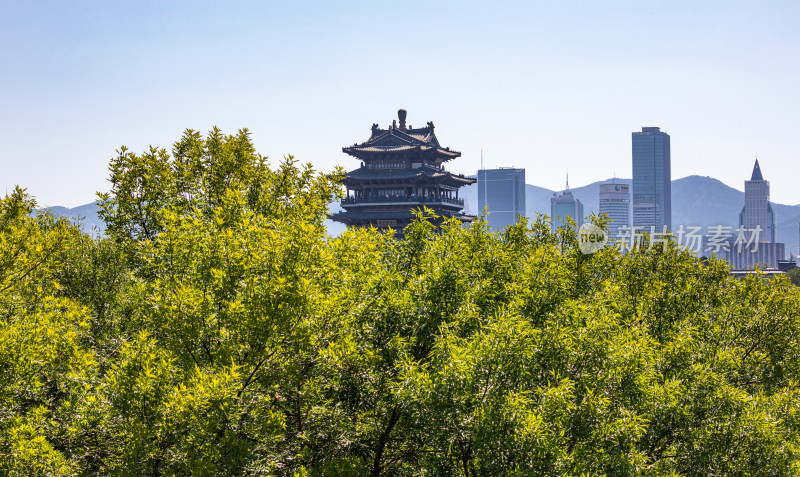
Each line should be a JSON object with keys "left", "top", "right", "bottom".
{"left": 632, "top": 127, "right": 671, "bottom": 230}
{"left": 477, "top": 168, "right": 526, "bottom": 229}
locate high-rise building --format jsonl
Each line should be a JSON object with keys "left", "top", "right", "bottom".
{"left": 599, "top": 181, "right": 630, "bottom": 238}
{"left": 723, "top": 242, "right": 785, "bottom": 270}
{"left": 739, "top": 159, "right": 776, "bottom": 243}
{"left": 723, "top": 160, "right": 784, "bottom": 269}
{"left": 550, "top": 176, "right": 584, "bottom": 232}
{"left": 477, "top": 168, "right": 526, "bottom": 229}
{"left": 632, "top": 127, "right": 671, "bottom": 231}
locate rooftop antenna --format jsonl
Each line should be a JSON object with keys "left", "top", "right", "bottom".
{"left": 566, "top": 171, "right": 570, "bottom": 191}
{"left": 481, "top": 149, "right": 484, "bottom": 170}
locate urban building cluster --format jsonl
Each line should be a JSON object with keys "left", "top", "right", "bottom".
{"left": 332, "top": 110, "right": 795, "bottom": 272}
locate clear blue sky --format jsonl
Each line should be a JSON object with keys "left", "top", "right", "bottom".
{"left": 2, "top": 0, "right": 799, "bottom": 207}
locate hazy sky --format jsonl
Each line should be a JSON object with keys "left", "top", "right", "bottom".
{"left": 2, "top": 0, "right": 799, "bottom": 207}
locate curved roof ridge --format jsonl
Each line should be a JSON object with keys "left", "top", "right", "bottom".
{"left": 343, "top": 116, "right": 459, "bottom": 161}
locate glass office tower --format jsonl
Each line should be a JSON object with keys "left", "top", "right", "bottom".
{"left": 477, "top": 168, "right": 526, "bottom": 230}
{"left": 632, "top": 127, "right": 671, "bottom": 231}
{"left": 599, "top": 181, "right": 631, "bottom": 238}
{"left": 550, "top": 180, "right": 584, "bottom": 232}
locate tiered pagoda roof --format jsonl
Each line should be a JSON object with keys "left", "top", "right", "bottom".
{"left": 343, "top": 113, "right": 460, "bottom": 166}
{"left": 341, "top": 165, "right": 474, "bottom": 187}
{"left": 332, "top": 109, "right": 475, "bottom": 233}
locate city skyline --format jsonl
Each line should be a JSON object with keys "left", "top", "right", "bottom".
{"left": 2, "top": 1, "right": 800, "bottom": 207}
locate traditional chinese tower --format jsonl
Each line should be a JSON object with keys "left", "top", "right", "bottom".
{"left": 331, "top": 109, "right": 476, "bottom": 233}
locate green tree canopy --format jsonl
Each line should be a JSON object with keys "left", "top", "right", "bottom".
{"left": 2, "top": 128, "right": 800, "bottom": 476}
{"left": 788, "top": 267, "right": 800, "bottom": 287}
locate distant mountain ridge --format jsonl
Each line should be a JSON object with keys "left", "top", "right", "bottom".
{"left": 37, "top": 202, "right": 105, "bottom": 235}
{"left": 41, "top": 175, "right": 800, "bottom": 255}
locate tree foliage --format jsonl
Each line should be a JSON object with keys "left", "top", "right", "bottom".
{"left": 3, "top": 129, "right": 800, "bottom": 475}
{"left": 788, "top": 267, "right": 800, "bottom": 287}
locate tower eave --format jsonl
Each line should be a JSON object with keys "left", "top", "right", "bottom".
{"left": 342, "top": 146, "right": 461, "bottom": 163}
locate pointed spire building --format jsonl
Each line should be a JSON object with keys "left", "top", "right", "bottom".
{"left": 740, "top": 159, "right": 776, "bottom": 243}
{"left": 750, "top": 159, "right": 764, "bottom": 181}
{"left": 550, "top": 173, "right": 584, "bottom": 232}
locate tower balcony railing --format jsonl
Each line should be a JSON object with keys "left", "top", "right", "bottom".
{"left": 341, "top": 195, "right": 464, "bottom": 207}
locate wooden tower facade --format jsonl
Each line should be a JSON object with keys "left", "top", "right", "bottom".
{"left": 331, "top": 109, "right": 475, "bottom": 233}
